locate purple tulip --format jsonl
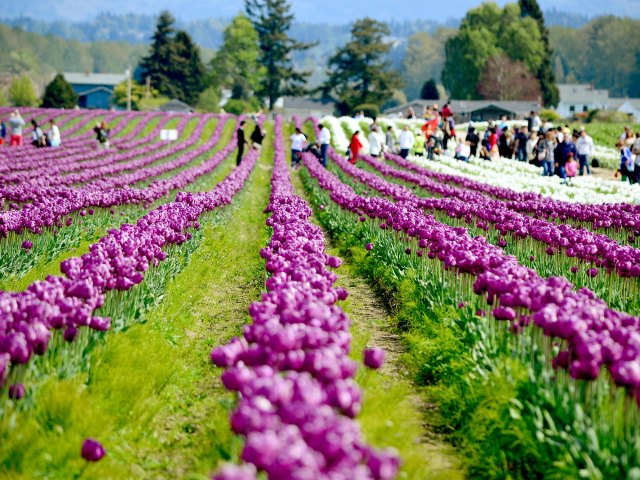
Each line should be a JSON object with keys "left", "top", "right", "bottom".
{"left": 588, "top": 268, "right": 598, "bottom": 277}
{"left": 363, "top": 347, "right": 385, "bottom": 369}
{"left": 21, "top": 240, "right": 33, "bottom": 250}
{"left": 8, "top": 383, "right": 25, "bottom": 400}
{"left": 365, "top": 243, "right": 374, "bottom": 251}
{"left": 81, "top": 438, "right": 106, "bottom": 462}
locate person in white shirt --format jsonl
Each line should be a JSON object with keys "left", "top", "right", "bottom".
{"left": 317, "top": 124, "right": 331, "bottom": 167}
{"left": 368, "top": 126, "right": 382, "bottom": 158}
{"left": 398, "top": 125, "right": 414, "bottom": 159}
{"left": 575, "top": 127, "right": 594, "bottom": 175}
{"left": 532, "top": 112, "right": 542, "bottom": 132}
{"left": 48, "top": 119, "right": 61, "bottom": 147}
{"left": 290, "top": 127, "right": 307, "bottom": 168}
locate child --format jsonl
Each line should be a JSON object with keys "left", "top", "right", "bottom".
{"left": 566, "top": 152, "right": 577, "bottom": 185}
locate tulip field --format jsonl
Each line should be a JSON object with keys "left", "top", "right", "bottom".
{"left": 1, "top": 108, "right": 640, "bottom": 479}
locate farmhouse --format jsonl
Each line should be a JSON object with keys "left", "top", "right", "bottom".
{"left": 556, "top": 83, "right": 610, "bottom": 119}
{"left": 384, "top": 100, "right": 540, "bottom": 123}
{"left": 63, "top": 72, "right": 128, "bottom": 109}
{"left": 280, "top": 96, "right": 336, "bottom": 119}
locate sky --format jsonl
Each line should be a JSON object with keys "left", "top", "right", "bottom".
{"left": 5, "top": 0, "right": 639, "bottom": 23}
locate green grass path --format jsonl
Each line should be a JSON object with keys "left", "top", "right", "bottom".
{"left": 0, "top": 126, "right": 273, "bottom": 479}
{"left": 290, "top": 163, "right": 465, "bottom": 480}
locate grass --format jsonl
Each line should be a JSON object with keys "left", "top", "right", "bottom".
{"left": 0, "top": 124, "right": 273, "bottom": 479}
{"left": 289, "top": 146, "right": 464, "bottom": 479}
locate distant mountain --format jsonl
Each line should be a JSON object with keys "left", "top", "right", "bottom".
{"left": 2, "top": 0, "right": 638, "bottom": 24}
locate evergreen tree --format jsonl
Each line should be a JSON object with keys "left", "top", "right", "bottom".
{"left": 172, "top": 30, "right": 205, "bottom": 105}
{"left": 245, "top": 0, "right": 314, "bottom": 110}
{"left": 322, "top": 18, "right": 402, "bottom": 115}
{"left": 420, "top": 79, "right": 440, "bottom": 100}
{"left": 519, "top": 0, "right": 559, "bottom": 107}
{"left": 41, "top": 73, "right": 78, "bottom": 108}
{"left": 140, "top": 11, "right": 177, "bottom": 98}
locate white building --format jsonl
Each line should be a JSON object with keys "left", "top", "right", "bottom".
{"left": 609, "top": 98, "right": 640, "bottom": 123}
{"left": 556, "top": 84, "right": 610, "bottom": 119}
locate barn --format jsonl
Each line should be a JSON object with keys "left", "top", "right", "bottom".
{"left": 63, "top": 72, "right": 128, "bottom": 109}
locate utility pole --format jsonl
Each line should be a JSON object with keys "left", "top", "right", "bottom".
{"left": 126, "top": 65, "right": 132, "bottom": 111}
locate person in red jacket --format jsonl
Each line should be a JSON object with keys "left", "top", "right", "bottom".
{"left": 349, "top": 131, "right": 362, "bottom": 164}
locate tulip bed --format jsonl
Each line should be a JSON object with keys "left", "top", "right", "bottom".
{"left": 211, "top": 117, "right": 399, "bottom": 479}
{"left": 294, "top": 113, "right": 640, "bottom": 477}
{"left": 5, "top": 108, "right": 640, "bottom": 479}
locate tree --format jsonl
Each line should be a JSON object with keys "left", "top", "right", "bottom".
{"left": 245, "top": 0, "right": 314, "bottom": 110}
{"left": 208, "top": 14, "right": 265, "bottom": 102}
{"left": 113, "top": 80, "right": 159, "bottom": 110}
{"left": 140, "top": 11, "right": 177, "bottom": 98}
{"left": 171, "top": 30, "right": 205, "bottom": 105}
{"left": 477, "top": 55, "right": 541, "bottom": 101}
{"left": 442, "top": 2, "right": 547, "bottom": 101}
{"left": 519, "top": 0, "right": 559, "bottom": 107}
{"left": 9, "top": 75, "right": 38, "bottom": 107}
{"left": 197, "top": 86, "right": 221, "bottom": 113}
{"left": 402, "top": 29, "right": 453, "bottom": 100}
{"left": 420, "top": 79, "right": 439, "bottom": 100}
{"left": 41, "top": 73, "right": 78, "bottom": 108}
{"left": 322, "top": 18, "right": 402, "bottom": 115}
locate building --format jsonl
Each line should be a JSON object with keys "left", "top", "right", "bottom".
{"left": 383, "top": 100, "right": 540, "bottom": 123}
{"left": 281, "top": 97, "right": 336, "bottom": 120}
{"left": 63, "top": 72, "right": 128, "bottom": 109}
{"left": 609, "top": 98, "right": 640, "bottom": 123}
{"left": 556, "top": 84, "right": 610, "bottom": 119}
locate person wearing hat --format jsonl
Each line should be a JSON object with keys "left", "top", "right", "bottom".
{"left": 465, "top": 126, "right": 480, "bottom": 158}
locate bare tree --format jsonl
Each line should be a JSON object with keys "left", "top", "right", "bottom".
{"left": 477, "top": 55, "right": 542, "bottom": 101}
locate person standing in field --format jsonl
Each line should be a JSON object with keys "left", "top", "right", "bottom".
{"left": 465, "top": 126, "right": 480, "bottom": 158}
{"left": 538, "top": 130, "right": 555, "bottom": 176}
{"left": 617, "top": 139, "right": 636, "bottom": 184}
{"left": 318, "top": 123, "right": 331, "bottom": 167}
{"left": 385, "top": 126, "right": 395, "bottom": 153}
{"left": 250, "top": 123, "right": 264, "bottom": 151}
{"left": 348, "top": 130, "right": 362, "bottom": 164}
{"left": 9, "top": 110, "right": 25, "bottom": 146}
{"left": 575, "top": 127, "right": 594, "bottom": 175}
{"left": 0, "top": 118, "right": 6, "bottom": 145}
{"left": 413, "top": 130, "right": 426, "bottom": 157}
{"left": 290, "top": 127, "right": 307, "bottom": 169}
{"left": 368, "top": 126, "right": 382, "bottom": 158}
{"left": 236, "top": 120, "right": 248, "bottom": 165}
{"left": 48, "top": 119, "right": 61, "bottom": 147}
{"left": 398, "top": 125, "right": 414, "bottom": 159}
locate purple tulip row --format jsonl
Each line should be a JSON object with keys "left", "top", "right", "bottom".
{"left": 0, "top": 126, "right": 260, "bottom": 393}
{"left": 303, "top": 149, "right": 640, "bottom": 400}
{"left": 384, "top": 152, "right": 640, "bottom": 235}
{"left": 0, "top": 116, "right": 235, "bottom": 238}
{"left": 1, "top": 114, "right": 193, "bottom": 188}
{"left": 342, "top": 152, "right": 640, "bottom": 280}
{"left": 211, "top": 116, "right": 399, "bottom": 480}
{"left": 0, "top": 111, "right": 163, "bottom": 171}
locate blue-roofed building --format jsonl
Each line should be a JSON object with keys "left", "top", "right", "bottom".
{"left": 63, "top": 72, "right": 128, "bottom": 109}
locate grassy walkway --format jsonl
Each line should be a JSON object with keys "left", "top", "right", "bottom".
{"left": 290, "top": 164, "right": 465, "bottom": 479}
{"left": 0, "top": 127, "right": 273, "bottom": 479}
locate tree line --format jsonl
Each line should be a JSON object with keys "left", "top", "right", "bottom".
{"left": 3, "top": 0, "right": 639, "bottom": 111}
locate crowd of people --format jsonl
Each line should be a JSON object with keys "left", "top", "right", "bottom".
{"left": 0, "top": 110, "right": 61, "bottom": 148}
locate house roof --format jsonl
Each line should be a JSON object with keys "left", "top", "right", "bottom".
{"left": 449, "top": 100, "right": 541, "bottom": 114}
{"left": 610, "top": 98, "right": 640, "bottom": 110}
{"left": 558, "top": 84, "right": 609, "bottom": 104}
{"left": 63, "top": 72, "right": 128, "bottom": 86}
{"left": 282, "top": 96, "right": 335, "bottom": 110}
{"left": 385, "top": 100, "right": 540, "bottom": 116}
{"left": 76, "top": 86, "right": 114, "bottom": 97}
{"left": 157, "top": 99, "right": 193, "bottom": 113}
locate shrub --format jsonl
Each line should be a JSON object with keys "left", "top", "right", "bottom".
{"left": 353, "top": 103, "right": 380, "bottom": 119}
{"left": 586, "top": 109, "right": 633, "bottom": 124}
{"left": 223, "top": 97, "right": 261, "bottom": 115}
{"left": 539, "top": 109, "right": 560, "bottom": 122}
